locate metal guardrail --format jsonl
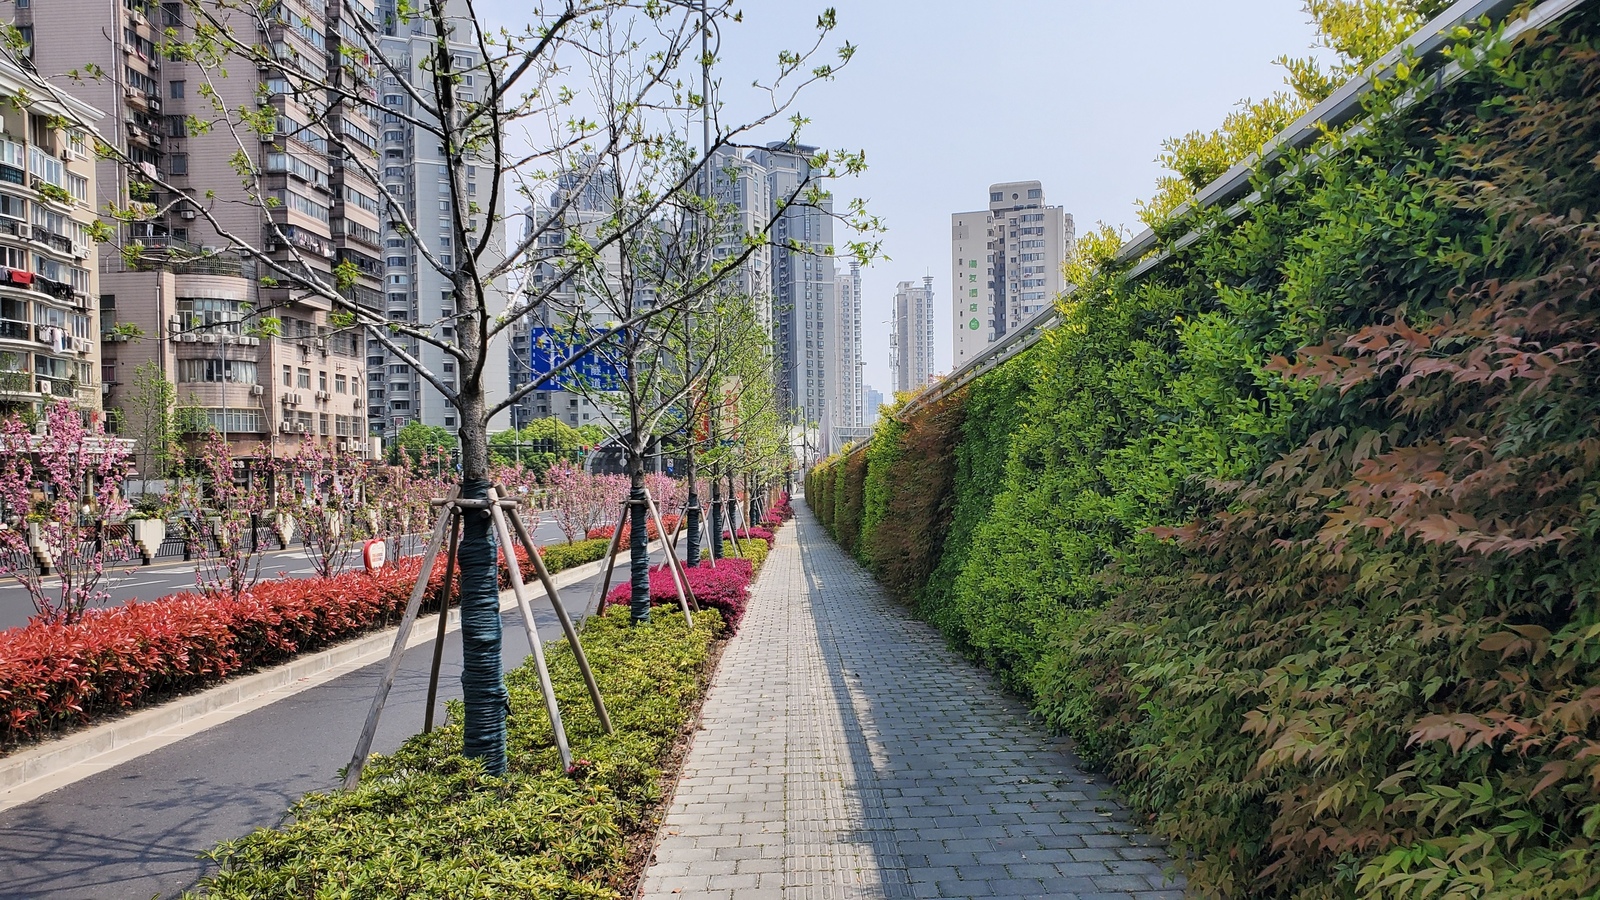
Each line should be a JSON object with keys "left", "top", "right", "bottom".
{"left": 893, "top": 0, "right": 1587, "bottom": 425}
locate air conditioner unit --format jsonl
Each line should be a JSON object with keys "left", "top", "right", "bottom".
{"left": 315, "top": 389, "right": 328, "bottom": 400}
{"left": 199, "top": 333, "right": 216, "bottom": 344}
{"left": 180, "top": 210, "right": 196, "bottom": 221}
{"left": 168, "top": 315, "right": 182, "bottom": 332}
{"left": 337, "top": 440, "right": 347, "bottom": 452}
{"left": 71, "top": 243, "right": 88, "bottom": 259}
{"left": 314, "top": 338, "right": 327, "bottom": 354}
{"left": 294, "top": 422, "right": 308, "bottom": 433}
{"left": 244, "top": 336, "right": 260, "bottom": 347}
{"left": 150, "top": 134, "right": 162, "bottom": 146}
{"left": 36, "top": 379, "right": 49, "bottom": 394}
{"left": 279, "top": 421, "right": 291, "bottom": 433}
{"left": 149, "top": 99, "right": 160, "bottom": 113}
{"left": 353, "top": 398, "right": 362, "bottom": 409}
{"left": 179, "top": 333, "right": 197, "bottom": 343}
{"left": 250, "top": 384, "right": 263, "bottom": 396}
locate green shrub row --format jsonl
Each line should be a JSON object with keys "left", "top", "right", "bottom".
{"left": 807, "top": 12, "right": 1600, "bottom": 897}
{"left": 188, "top": 610, "right": 722, "bottom": 899}
{"left": 539, "top": 536, "right": 613, "bottom": 573}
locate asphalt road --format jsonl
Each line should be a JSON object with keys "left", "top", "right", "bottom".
{"left": 0, "top": 519, "right": 572, "bottom": 632}
{"left": 0, "top": 545, "right": 662, "bottom": 900}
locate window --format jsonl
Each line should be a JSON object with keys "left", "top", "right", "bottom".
{"left": 989, "top": 191, "right": 1002, "bottom": 202}
{"left": 282, "top": 364, "right": 292, "bottom": 386}
{"left": 297, "top": 366, "right": 310, "bottom": 388}
{"left": 272, "top": 189, "right": 330, "bottom": 222}
{"left": 170, "top": 80, "right": 185, "bottom": 98}
{"left": 197, "top": 408, "right": 265, "bottom": 433}
{"left": 318, "top": 371, "right": 327, "bottom": 391}
{"left": 168, "top": 154, "right": 187, "bottom": 176}
{"left": 334, "top": 373, "right": 346, "bottom": 393}
{"left": 319, "top": 413, "right": 329, "bottom": 435}
{"left": 0, "top": 193, "right": 24, "bottom": 220}
{"left": 265, "top": 152, "right": 329, "bottom": 189}
{"left": 1027, "top": 188, "right": 1042, "bottom": 199}
{"left": 177, "top": 359, "right": 257, "bottom": 383}
{"left": 341, "top": 185, "right": 379, "bottom": 213}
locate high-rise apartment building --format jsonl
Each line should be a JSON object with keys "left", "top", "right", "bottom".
{"left": 508, "top": 162, "right": 620, "bottom": 431}
{"left": 750, "top": 142, "right": 834, "bottom": 449}
{"left": 707, "top": 145, "right": 773, "bottom": 332}
{"left": 891, "top": 277, "right": 935, "bottom": 394}
{"left": 831, "top": 260, "right": 866, "bottom": 446}
{"left": 0, "top": 60, "right": 104, "bottom": 418}
{"left": 951, "top": 180, "right": 1072, "bottom": 368}
{"left": 20, "top": 0, "right": 383, "bottom": 458}
{"left": 865, "top": 387, "right": 883, "bottom": 425}
{"left": 373, "top": 3, "right": 509, "bottom": 440}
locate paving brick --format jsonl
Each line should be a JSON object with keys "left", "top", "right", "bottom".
{"left": 635, "top": 502, "right": 1183, "bottom": 899}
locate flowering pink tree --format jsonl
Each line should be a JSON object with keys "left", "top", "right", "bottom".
{"left": 491, "top": 462, "right": 542, "bottom": 532}
{"left": 544, "top": 460, "right": 627, "bottom": 544}
{"left": 279, "top": 444, "right": 371, "bottom": 578}
{"left": 179, "top": 432, "right": 272, "bottom": 600}
{"left": 0, "top": 401, "right": 132, "bottom": 624}
{"left": 645, "top": 472, "right": 685, "bottom": 519}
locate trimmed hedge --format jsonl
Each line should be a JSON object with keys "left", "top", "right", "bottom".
{"left": 1, "top": 536, "right": 615, "bottom": 748}
{"left": 807, "top": 14, "right": 1600, "bottom": 898}
{"left": 187, "top": 609, "right": 722, "bottom": 899}
{"left": 606, "top": 558, "right": 756, "bottom": 632}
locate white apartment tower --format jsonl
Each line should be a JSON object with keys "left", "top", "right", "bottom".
{"left": 891, "top": 276, "right": 935, "bottom": 394}
{"left": 373, "top": 5, "right": 509, "bottom": 440}
{"left": 831, "top": 260, "right": 866, "bottom": 445}
{"left": 507, "top": 162, "right": 620, "bottom": 430}
{"left": 750, "top": 142, "right": 834, "bottom": 450}
{"left": 708, "top": 146, "right": 773, "bottom": 332}
{"left": 952, "top": 180, "right": 1072, "bottom": 368}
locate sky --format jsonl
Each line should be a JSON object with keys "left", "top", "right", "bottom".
{"left": 476, "top": 0, "right": 1334, "bottom": 397}
{"left": 706, "top": 0, "right": 1331, "bottom": 394}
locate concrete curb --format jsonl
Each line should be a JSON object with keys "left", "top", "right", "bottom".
{"left": 0, "top": 543, "right": 654, "bottom": 812}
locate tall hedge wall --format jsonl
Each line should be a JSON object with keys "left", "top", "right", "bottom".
{"left": 806, "top": 13, "right": 1600, "bottom": 898}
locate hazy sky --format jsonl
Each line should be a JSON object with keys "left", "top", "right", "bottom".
{"left": 708, "top": 0, "right": 1330, "bottom": 394}
{"left": 478, "top": 1, "right": 1333, "bottom": 395}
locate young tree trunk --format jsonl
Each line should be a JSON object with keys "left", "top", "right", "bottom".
{"left": 709, "top": 461, "right": 724, "bottom": 559}
{"left": 627, "top": 448, "right": 651, "bottom": 624}
{"left": 456, "top": 375, "right": 509, "bottom": 773}
{"left": 684, "top": 449, "right": 701, "bottom": 569}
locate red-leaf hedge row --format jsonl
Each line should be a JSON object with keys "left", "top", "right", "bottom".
{"left": 724, "top": 527, "right": 774, "bottom": 547}
{"left": 604, "top": 557, "right": 756, "bottom": 632}
{"left": 584, "top": 515, "right": 680, "bottom": 543}
{"left": 0, "top": 537, "right": 612, "bottom": 748}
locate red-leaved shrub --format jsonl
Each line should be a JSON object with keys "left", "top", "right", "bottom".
{"left": 0, "top": 538, "right": 583, "bottom": 747}
{"left": 605, "top": 557, "right": 754, "bottom": 632}
{"left": 724, "top": 527, "right": 774, "bottom": 548}
{"left": 585, "top": 514, "right": 679, "bottom": 543}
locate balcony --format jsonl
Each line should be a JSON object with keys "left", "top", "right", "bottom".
{"left": 0, "top": 319, "right": 30, "bottom": 341}
{"left": 37, "top": 375, "right": 74, "bottom": 397}
{"left": 34, "top": 229, "right": 72, "bottom": 255}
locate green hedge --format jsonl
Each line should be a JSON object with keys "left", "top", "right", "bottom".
{"left": 540, "top": 537, "right": 613, "bottom": 573}
{"left": 807, "top": 12, "right": 1600, "bottom": 897}
{"left": 188, "top": 611, "right": 722, "bottom": 899}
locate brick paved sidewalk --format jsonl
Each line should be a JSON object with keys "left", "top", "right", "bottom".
{"left": 637, "top": 500, "right": 1185, "bottom": 900}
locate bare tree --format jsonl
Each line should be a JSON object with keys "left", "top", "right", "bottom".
{"left": 3, "top": 0, "right": 873, "bottom": 775}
